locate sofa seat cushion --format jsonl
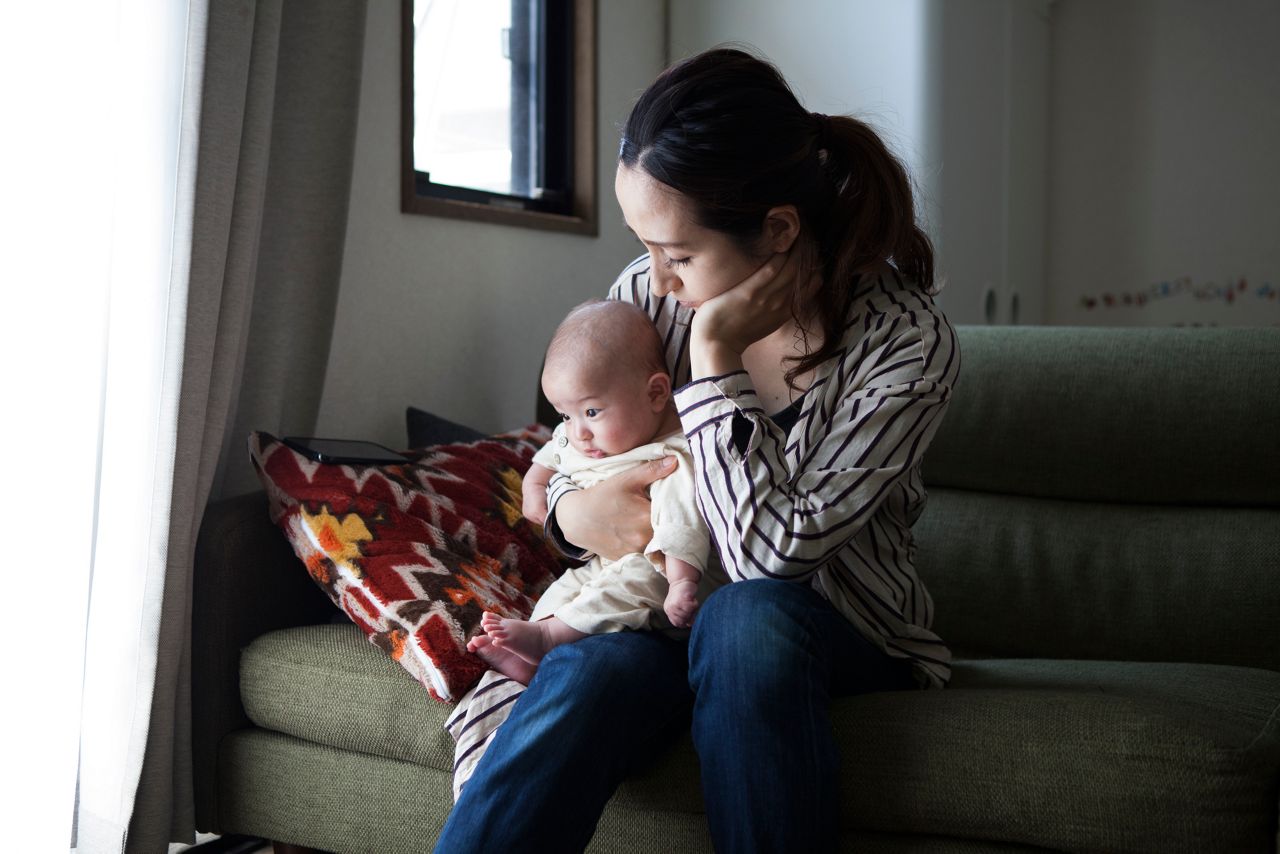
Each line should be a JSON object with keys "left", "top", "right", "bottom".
{"left": 843, "top": 659, "right": 1280, "bottom": 851}
{"left": 241, "top": 623, "right": 457, "bottom": 773}
{"left": 242, "top": 626, "right": 1280, "bottom": 851}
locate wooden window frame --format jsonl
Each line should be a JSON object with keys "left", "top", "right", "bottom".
{"left": 400, "top": 0, "right": 597, "bottom": 236}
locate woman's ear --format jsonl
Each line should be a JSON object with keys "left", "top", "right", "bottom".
{"left": 762, "top": 205, "right": 801, "bottom": 253}
{"left": 647, "top": 371, "right": 673, "bottom": 410}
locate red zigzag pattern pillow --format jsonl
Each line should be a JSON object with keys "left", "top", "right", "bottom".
{"left": 249, "top": 426, "right": 562, "bottom": 702}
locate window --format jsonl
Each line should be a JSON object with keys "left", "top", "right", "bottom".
{"left": 401, "top": 0, "right": 596, "bottom": 234}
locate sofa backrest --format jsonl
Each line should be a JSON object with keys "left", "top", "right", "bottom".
{"left": 915, "top": 326, "right": 1280, "bottom": 672}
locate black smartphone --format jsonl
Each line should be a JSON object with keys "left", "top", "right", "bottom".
{"left": 282, "top": 436, "right": 410, "bottom": 465}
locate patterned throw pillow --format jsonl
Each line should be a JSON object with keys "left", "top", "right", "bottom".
{"left": 248, "top": 426, "right": 561, "bottom": 702}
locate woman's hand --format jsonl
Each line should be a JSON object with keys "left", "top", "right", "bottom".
{"left": 690, "top": 249, "right": 801, "bottom": 357}
{"left": 556, "top": 456, "right": 677, "bottom": 561}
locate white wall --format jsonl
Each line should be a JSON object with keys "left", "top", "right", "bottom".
{"left": 668, "top": 0, "right": 934, "bottom": 177}
{"left": 666, "top": 0, "right": 937, "bottom": 283}
{"left": 1047, "top": 0, "right": 1280, "bottom": 326}
{"left": 667, "top": 0, "right": 1051, "bottom": 326}
{"left": 926, "top": 0, "right": 1051, "bottom": 326}
{"left": 668, "top": 0, "right": 1280, "bottom": 329}
{"left": 314, "top": 1, "right": 668, "bottom": 447}
{"left": 314, "top": 0, "right": 1279, "bottom": 450}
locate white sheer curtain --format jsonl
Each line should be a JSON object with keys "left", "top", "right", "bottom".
{"left": 0, "top": 1, "right": 204, "bottom": 851}
{"left": 75, "top": 0, "right": 206, "bottom": 848}
{"left": 2, "top": 1, "right": 365, "bottom": 847}
{"left": 0, "top": 3, "right": 111, "bottom": 849}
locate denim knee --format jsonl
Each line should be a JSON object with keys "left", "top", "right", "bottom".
{"left": 693, "top": 578, "right": 812, "bottom": 644}
{"left": 537, "top": 632, "right": 642, "bottom": 700}
{"left": 539, "top": 630, "right": 693, "bottom": 714}
{"left": 689, "top": 579, "right": 818, "bottom": 690}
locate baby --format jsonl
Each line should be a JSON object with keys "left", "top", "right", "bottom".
{"left": 466, "top": 300, "right": 713, "bottom": 685}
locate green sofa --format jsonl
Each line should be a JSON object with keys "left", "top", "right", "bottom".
{"left": 193, "top": 326, "right": 1280, "bottom": 852}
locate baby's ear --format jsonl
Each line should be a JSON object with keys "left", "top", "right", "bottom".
{"left": 647, "top": 371, "right": 672, "bottom": 409}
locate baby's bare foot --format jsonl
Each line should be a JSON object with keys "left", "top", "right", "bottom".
{"left": 486, "top": 616, "right": 554, "bottom": 665}
{"left": 467, "top": 632, "right": 537, "bottom": 685}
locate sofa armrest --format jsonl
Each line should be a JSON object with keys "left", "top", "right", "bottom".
{"left": 191, "top": 490, "right": 335, "bottom": 832}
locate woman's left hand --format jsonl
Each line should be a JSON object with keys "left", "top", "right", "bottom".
{"left": 690, "top": 249, "right": 801, "bottom": 356}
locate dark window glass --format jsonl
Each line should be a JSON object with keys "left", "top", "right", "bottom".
{"left": 401, "top": 0, "right": 596, "bottom": 234}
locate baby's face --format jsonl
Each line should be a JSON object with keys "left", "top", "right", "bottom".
{"left": 542, "top": 362, "right": 665, "bottom": 458}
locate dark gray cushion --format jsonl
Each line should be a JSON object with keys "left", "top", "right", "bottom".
{"left": 240, "top": 625, "right": 1280, "bottom": 852}
{"left": 404, "top": 406, "right": 485, "bottom": 448}
{"left": 925, "top": 327, "right": 1280, "bottom": 506}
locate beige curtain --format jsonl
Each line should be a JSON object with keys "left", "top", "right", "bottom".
{"left": 210, "top": 0, "right": 369, "bottom": 501}
{"left": 86, "top": 1, "right": 366, "bottom": 850}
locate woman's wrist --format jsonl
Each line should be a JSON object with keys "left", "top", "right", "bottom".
{"left": 690, "top": 336, "right": 745, "bottom": 380}
{"left": 553, "top": 488, "right": 585, "bottom": 542}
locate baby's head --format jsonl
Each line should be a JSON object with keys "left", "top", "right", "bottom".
{"left": 541, "top": 300, "right": 674, "bottom": 458}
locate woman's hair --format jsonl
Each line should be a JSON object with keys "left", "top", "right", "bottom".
{"left": 620, "top": 46, "right": 934, "bottom": 388}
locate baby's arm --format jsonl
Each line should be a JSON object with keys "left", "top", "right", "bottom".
{"left": 662, "top": 555, "right": 701, "bottom": 628}
{"left": 522, "top": 462, "right": 554, "bottom": 526}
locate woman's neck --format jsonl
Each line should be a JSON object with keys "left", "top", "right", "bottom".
{"left": 748, "top": 313, "right": 820, "bottom": 363}
{"left": 740, "top": 330, "right": 810, "bottom": 412}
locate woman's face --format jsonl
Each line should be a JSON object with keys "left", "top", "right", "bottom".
{"left": 614, "top": 164, "right": 765, "bottom": 310}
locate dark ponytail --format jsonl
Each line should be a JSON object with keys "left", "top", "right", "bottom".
{"left": 818, "top": 114, "right": 935, "bottom": 300}
{"left": 620, "top": 47, "right": 935, "bottom": 389}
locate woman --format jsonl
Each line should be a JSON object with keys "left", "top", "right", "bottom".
{"left": 435, "top": 47, "right": 958, "bottom": 852}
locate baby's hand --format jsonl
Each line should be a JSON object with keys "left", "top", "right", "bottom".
{"left": 664, "top": 579, "right": 700, "bottom": 628}
{"left": 522, "top": 488, "right": 549, "bottom": 526}
{"left": 521, "top": 462, "right": 553, "bottom": 526}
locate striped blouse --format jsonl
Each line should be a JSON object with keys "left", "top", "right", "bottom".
{"left": 549, "top": 254, "right": 960, "bottom": 688}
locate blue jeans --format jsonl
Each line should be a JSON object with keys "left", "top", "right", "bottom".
{"left": 433, "top": 579, "right": 915, "bottom": 853}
